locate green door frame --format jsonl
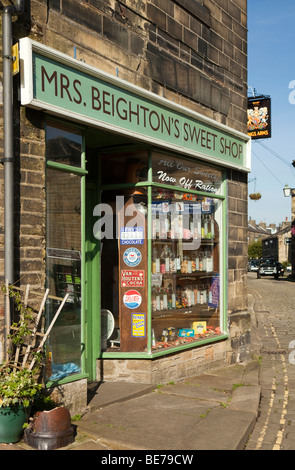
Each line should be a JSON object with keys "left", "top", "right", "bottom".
{"left": 85, "top": 183, "right": 101, "bottom": 381}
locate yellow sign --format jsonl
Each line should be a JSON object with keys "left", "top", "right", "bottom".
{"left": 131, "top": 313, "right": 145, "bottom": 337}
{"left": 12, "top": 43, "right": 19, "bottom": 76}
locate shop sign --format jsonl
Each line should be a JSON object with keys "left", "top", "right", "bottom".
{"left": 123, "top": 290, "right": 142, "bottom": 309}
{"left": 247, "top": 97, "right": 271, "bottom": 139}
{"left": 120, "top": 227, "right": 144, "bottom": 245}
{"left": 131, "top": 313, "right": 145, "bottom": 337}
{"left": 121, "top": 270, "right": 145, "bottom": 287}
{"left": 123, "top": 247, "right": 142, "bottom": 267}
{"left": 20, "top": 38, "right": 251, "bottom": 172}
{"left": 152, "top": 154, "right": 222, "bottom": 192}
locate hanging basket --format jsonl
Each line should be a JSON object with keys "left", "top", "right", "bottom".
{"left": 249, "top": 193, "right": 262, "bottom": 201}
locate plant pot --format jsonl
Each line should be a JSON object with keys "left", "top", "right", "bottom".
{"left": 0, "top": 405, "right": 29, "bottom": 444}
{"left": 23, "top": 407, "right": 74, "bottom": 450}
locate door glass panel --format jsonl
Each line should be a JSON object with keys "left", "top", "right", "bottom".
{"left": 45, "top": 168, "right": 82, "bottom": 381}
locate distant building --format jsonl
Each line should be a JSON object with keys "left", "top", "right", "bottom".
{"left": 248, "top": 218, "right": 291, "bottom": 264}
{"left": 262, "top": 224, "right": 291, "bottom": 264}
{"left": 248, "top": 218, "right": 272, "bottom": 244}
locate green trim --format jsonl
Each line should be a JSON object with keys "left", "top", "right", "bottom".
{"left": 99, "top": 158, "right": 228, "bottom": 359}
{"left": 147, "top": 150, "right": 153, "bottom": 352}
{"left": 46, "top": 372, "right": 88, "bottom": 388}
{"left": 80, "top": 135, "right": 86, "bottom": 375}
{"left": 85, "top": 183, "right": 101, "bottom": 379}
{"left": 222, "top": 176, "right": 228, "bottom": 334}
{"left": 47, "top": 160, "right": 88, "bottom": 175}
{"left": 44, "top": 123, "right": 87, "bottom": 387}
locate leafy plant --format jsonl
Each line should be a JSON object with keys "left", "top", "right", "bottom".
{"left": 0, "top": 285, "right": 44, "bottom": 409}
{"left": 249, "top": 192, "right": 262, "bottom": 200}
{"left": 0, "top": 367, "right": 42, "bottom": 409}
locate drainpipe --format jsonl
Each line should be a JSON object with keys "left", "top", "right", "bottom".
{"left": 2, "top": 0, "right": 25, "bottom": 356}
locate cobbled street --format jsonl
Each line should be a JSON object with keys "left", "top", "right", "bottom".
{"left": 246, "top": 272, "right": 295, "bottom": 450}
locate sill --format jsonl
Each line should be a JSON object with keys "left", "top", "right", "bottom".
{"left": 101, "top": 333, "right": 228, "bottom": 359}
{"left": 45, "top": 372, "right": 88, "bottom": 388}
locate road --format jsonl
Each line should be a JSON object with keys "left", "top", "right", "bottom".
{"left": 246, "top": 272, "right": 295, "bottom": 450}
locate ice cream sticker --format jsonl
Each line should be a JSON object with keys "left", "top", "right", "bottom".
{"left": 132, "top": 313, "right": 146, "bottom": 337}
{"left": 123, "top": 247, "right": 142, "bottom": 267}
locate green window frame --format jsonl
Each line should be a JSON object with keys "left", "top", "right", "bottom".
{"left": 100, "top": 149, "right": 228, "bottom": 359}
{"left": 45, "top": 119, "right": 88, "bottom": 386}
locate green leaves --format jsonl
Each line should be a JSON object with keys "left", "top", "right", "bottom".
{"left": 0, "top": 285, "right": 43, "bottom": 409}
{"left": 0, "top": 367, "right": 42, "bottom": 408}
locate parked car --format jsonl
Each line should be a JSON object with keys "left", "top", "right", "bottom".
{"left": 248, "top": 259, "right": 259, "bottom": 272}
{"left": 257, "top": 258, "right": 279, "bottom": 279}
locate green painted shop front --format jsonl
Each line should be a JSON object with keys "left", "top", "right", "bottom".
{"left": 20, "top": 38, "right": 251, "bottom": 385}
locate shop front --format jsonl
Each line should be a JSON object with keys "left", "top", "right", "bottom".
{"left": 20, "top": 38, "right": 251, "bottom": 386}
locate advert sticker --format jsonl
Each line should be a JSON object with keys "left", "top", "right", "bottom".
{"left": 121, "top": 270, "right": 145, "bottom": 288}
{"left": 123, "top": 289, "right": 142, "bottom": 309}
{"left": 132, "top": 313, "right": 146, "bottom": 337}
{"left": 123, "top": 247, "right": 142, "bottom": 267}
{"left": 120, "top": 226, "right": 144, "bottom": 245}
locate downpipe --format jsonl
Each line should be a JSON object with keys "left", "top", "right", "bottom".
{"left": 1, "top": 0, "right": 25, "bottom": 358}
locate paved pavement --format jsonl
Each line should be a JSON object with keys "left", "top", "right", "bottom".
{"left": 0, "top": 360, "right": 261, "bottom": 452}
{"left": 245, "top": 274, "right": 295, "bottom": 450}
{"left": 0, "top": 292, "right": 261, "bottom": 452}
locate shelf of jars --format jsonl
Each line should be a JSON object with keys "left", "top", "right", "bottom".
{"left": 151, "top": 278, "right": 215, "bottom": 315}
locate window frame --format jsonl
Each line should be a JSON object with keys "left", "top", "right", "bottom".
{"left": 45, "top": 119, "right": 88, "bottom": 386}
{"left": 100, "top": 148, "right": 228, "bottom": 359}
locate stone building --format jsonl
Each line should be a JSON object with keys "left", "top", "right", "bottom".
{"left": 0, "top": 0, "right": 250, "bottom": 414}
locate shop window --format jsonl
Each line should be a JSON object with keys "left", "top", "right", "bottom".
{"left": 152, "top": 152, "right": 223, "bottom": 194}
{"left": 45, "top": 122, "right": 83, "bottom": 381}
{"left": 46, "top": 122, "right": 82, "bottom": 167}
{"left": 150, "top": 153, "right": 222, "bottom": 350}
{"left": 151, "top": 190, "right": 221, "bottom": 350}
{"left": 99, "top": 150, "right": 224, "bottom": 354}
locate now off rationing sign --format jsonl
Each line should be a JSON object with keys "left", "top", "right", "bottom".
{"left": 19, "top": 38, "right": 251, "bottom": 172}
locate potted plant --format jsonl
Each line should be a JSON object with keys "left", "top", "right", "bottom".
{"left": 0, "top": 285, "right": 43, "bottom": 444}
{"left": 0, "top": 367, "right": 42, "bottom": 443}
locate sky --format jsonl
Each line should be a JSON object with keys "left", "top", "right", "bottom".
{"left": 247, "top": 0, "right": 295, "bottom": 226}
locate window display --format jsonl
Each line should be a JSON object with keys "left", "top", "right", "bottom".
{"left": 151, "top": 189, "right": 221, "bottom": 351}
{"left": 100, "top": 150, "right": 224, "bottom": 354}
{"left": 150, "top": 154, "right": 223, "bottom": 350}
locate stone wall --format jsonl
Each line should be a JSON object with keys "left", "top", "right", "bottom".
{"left": 98, "top": 340, "right": 229, "bottom": 384}
{"left": 0, "top": 0, "right": 248, "bottom": 288}
{"left": 0, "top": 0, "right": 249, "bottom": 404}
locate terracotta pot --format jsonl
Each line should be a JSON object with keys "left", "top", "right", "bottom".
{"left": 24, "top": 407, "right": 74, "bottom": 450}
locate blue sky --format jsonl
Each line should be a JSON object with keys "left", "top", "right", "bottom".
{"left": 247, "top": 0, "right": 295, "bottom": 226}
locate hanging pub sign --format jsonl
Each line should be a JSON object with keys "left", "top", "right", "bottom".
{"left": 247, "top": 96, "right": 271, "bottom": 140}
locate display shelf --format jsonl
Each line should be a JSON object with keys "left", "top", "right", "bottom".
{"left": 151, "top": 195, "right": 220, "bottom": 351}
